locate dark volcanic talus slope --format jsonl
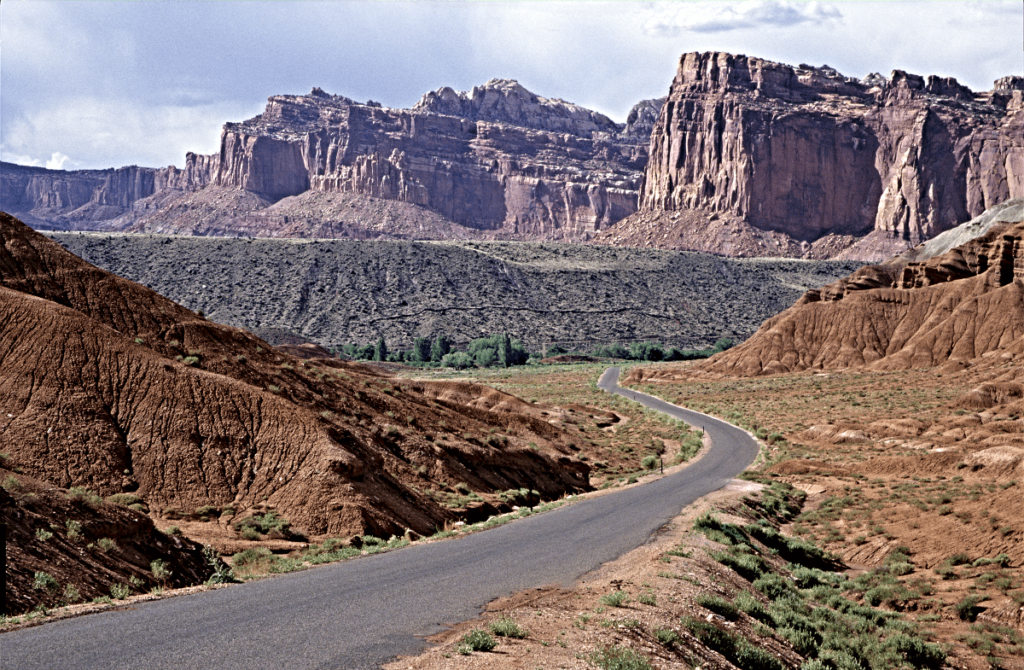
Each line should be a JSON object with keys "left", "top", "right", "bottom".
{"left": 0, "top": 212, "right": 591, "bottom": 545}
{"left": 48, "top": 233, "right": 861, "bottom": 350}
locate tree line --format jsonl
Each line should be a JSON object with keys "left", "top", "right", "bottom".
{"left": 338, "top": 334, "right": 734, "bottom": 368}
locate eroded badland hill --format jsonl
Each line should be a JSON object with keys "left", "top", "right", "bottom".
{"left": 0, "top": 211, "right": 598, "bottom": 614}
{"left": 605, "top": 199, "right": 1024, "bottom": 669}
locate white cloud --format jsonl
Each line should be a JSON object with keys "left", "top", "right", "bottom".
{"left": 644, "top": 1, "right": 841, "bottom": 37}
{"left": 1, "top": 96, "right": 257, "bottom": 170}
{"left": 45, "top": 152, "right": 71, "bottom": 170}
{"left": 2, "top": 1, "right": 1020, "bottom": 169}
{"left": 1, "top": 153, "right": 42, "bottom": 167}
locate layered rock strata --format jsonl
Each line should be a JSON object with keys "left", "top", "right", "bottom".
{"left": 610, "top": 52, "right": 1024, "bottom": 260}
{"left": 3, "top": 81, "right": 656, "bottom": 241}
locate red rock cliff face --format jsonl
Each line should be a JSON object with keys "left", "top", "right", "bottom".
{"left": 0, "top": 159, "right": 219, "bottom": 230}
{"left": 203, "top": 81, "right": 649, "bottom": 238}
{"left": 641, "top": 52, "right": 1024, "bottom": 249}
{"left": 2, "top": 81, "right": 652, "bottom": 241}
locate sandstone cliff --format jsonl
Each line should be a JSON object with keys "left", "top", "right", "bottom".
{"left": 0, "top": 212, "right": 590, "bottom": 540}
{"left": 2, "top": 81, "right": 653, "bottom": 241}
{"left": 602, "top": 52, "right": 1024, "bottom": 260}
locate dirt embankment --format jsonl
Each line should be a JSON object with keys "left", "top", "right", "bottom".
{"left": 0, "top": 211, "right": 594, "bottom": 561}
{"left": 0, "top": 473, "right": 215, "bottom": 616}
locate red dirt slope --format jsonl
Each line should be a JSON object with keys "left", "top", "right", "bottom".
{"left": 662, "top": 215, "right": 1024, "bottom": 377}
{"left": 1, "top": 471, "right": 215, "bottom": 615}
{"left": 0, "top": 212, "right": 589, "bottom": 541}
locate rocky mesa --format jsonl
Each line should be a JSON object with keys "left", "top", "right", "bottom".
{"left": 2, "top": 81, "right": 659, "bottom": 242}
{"left": 598, "top": 52, "right": 1024, "bottom": 260}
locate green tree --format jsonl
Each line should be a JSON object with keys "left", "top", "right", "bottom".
{"left": 411, "top": 337, "right": 432, "bottom": 363}
{"left": 374, "top": 336, "right": 388, "bottom": 362}
{"left": 496, "top": 332, "right": 512, "bottom": 368}
{"left": 474, "top": 347, "right": 497, "bottom": 368}
{"left": 430, "top": 334, "right": 451, "bottom": 362}
{"left": 441, "top": 351, "right": 474, "bottom": 369}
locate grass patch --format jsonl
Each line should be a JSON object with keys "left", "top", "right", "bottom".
{"left": 488, "top": 617, "right": 528, "bottom": 639}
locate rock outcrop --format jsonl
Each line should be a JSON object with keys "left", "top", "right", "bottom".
{"left": 2, "top": 80, "right": 653, "bottom": 241}
{"left": 602, "top": 52, "right": 1024, "bottom": 260}
{"left": 0, "top": 212, "right": 590, "bottom": 540}
{"left": 644, "top": 199, "right": 1024, "bottom": 376}
{"left": 8, "top": 54, "right": 1020, "bottom": 257}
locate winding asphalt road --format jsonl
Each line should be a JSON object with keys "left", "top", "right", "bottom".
{"left": 0, "top": 368, "right": 759, "bottom": 670}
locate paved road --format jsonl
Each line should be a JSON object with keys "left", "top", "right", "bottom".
{"left": 1, "top": 367, "right": 759, "bottom": 670}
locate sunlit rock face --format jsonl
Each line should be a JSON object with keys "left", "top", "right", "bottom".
{"left": 638, "top": 52, "right": 1024, "bottom": 258}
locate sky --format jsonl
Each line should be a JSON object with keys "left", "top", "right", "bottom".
{"left": 2, "top": 1, "right": 1022, "bottom": 171}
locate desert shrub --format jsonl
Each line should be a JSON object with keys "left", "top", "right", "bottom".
{"left": 203, "top": 545, "right": 236, "bottom": 584}
{"left": 888, "top": 562, "right": 914, "bottom": 576}
{"left": 745, "top": 523, "right": 834, "bottom": 569}
{"left": 61, "top": 584, "right": 81, "bottom": 605}
{"left": 97, "top": 537, "right": 118, "bottom": 552}
{"left": 35, "top": 528, "right": 53, "bottom": 542}
{"left": 713, "top": 550, "right": 769, "bottom": 582}
{"left": 305, "top": 539, "right": 361, "bottom": 564}
{"left": 792, "top": 566, "right": 831, "bottom": 589}
{"left": 753, "top": 573, "right": 797, "bottom": 601}
{"left": 640, "top": 454, "right": 658, "bottom": 470}
{"left": 194, "top": 505, "right": 219, "bottom": 518}
{"left": 886, "top": 633, "right": 945, "bottom": 669}
{"left": 955, "top": 594, "right": 984, "bottom": 621}
{"left": 654, "top": 628, "right": 681, "bottom": 648}
{"left": 110, "top": 583, "right": 131, "bottom": 600}
{"left": 33, "top": 572, "right": 59, "bottom": 592}
{"left": 106, "top": 493, "right": 143, "bottom": 507}
{"left": 65, "top": 519, "right": 84, "bottom": 542}
{"left": 231, "top": 547, "right": 272, "bottom": 566}
{"left": 733, "top": 638, "right": 785, "bottom": 670}
{"left": 150, "top": 559, "right": 171, "bottom": 583}
{"left": 638, "top": 592, "right": 657, "bottom": 606}
{"left": 66, "top": 487, "right": 103, "bottom": 506}
{"left": 588, "top": 645, "right": 652, "bottom": 670}
{"left": 735, "top": 591, "right": 776, "bottom": 626}
{"left": 863, "top": 584, "right": 911, "bottom": 607}
{"left": 234, "top": 511, "right": 291, "bottom": 538}
{"left": 457, "top": 629, "right": 497, "bottom": 653}
{"left": 163, "top": 525, "right": 181, "bottom": 536}
{"left": 696, "top": 593, "right": 739, "bottom": 620}
{"left": 489, "top": 617, "right": 528, "bottom": 638}
{"left": 600, "top": 590, "right": 629, "bottom": 607}
{"left": 684, "top": 617, "right": 736, "bottom": 657}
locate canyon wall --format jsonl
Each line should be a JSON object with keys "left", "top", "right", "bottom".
{"left": 2, "top": 81, "right": 651, "bottom": 240}
{"left": 634, "top": 52, "right": 1024, "bottom": 256}
{"left": 5, "top": 54, "right": 1022, "bottom": 255}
